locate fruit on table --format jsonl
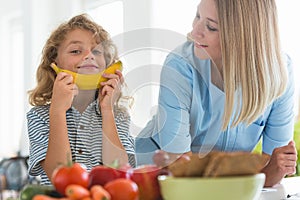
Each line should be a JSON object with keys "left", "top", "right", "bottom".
{"left": 28, "top": 162, "right": 173, "bottom": 200}
{"left": 130, "top": 165, "right": 169, "bottom": 200}
{"left": 88, "top": 165, "right": 130, "bottom": 187}
{"left": 51, "top": 163, "right": 89, "bottom": 196}
{"left": 50, "top": 61, "right": 122, "bottom": 90}
{"left": 104, "top": 178, "right": 139, "bottom": 200}
{"left": 89, "top": 163, "right": 168, "bottom": 200}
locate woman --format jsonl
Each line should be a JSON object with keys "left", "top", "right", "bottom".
{"left": 136, "top": 0, "right": 297, "bottom": 187}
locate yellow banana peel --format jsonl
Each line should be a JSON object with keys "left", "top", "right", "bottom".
{"left": 50, "top": 61, "right": 123, "bottom": 90}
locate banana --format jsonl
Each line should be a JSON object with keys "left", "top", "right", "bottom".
{"left": 50, "top": 61, "right": 122, "bottom": 90}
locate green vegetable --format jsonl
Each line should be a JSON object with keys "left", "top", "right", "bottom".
{"left": 19, "top": 184, "right": 61, "bottom": 200}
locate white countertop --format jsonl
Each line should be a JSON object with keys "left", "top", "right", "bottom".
{"left": 259, "top": 176, "right": 300, "bottom": 200}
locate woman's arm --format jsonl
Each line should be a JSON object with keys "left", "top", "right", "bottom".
{"left": 261, "top": 55, "right": 297, "bottom": 186}
{"left": 154, "top": 56, "right": 194, "bottom": 153}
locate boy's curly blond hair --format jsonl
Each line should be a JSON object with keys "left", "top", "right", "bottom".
{"left": 28, "top": 14, "right": 118, "bottom": 106}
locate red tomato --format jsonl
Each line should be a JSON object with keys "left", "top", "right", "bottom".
{"left": 89, "top": 165, "right": 131, "bottom": 187}
{"left": 104, "top": 178, "right": 139, "bottom": 200}
{"left": 51, "top": 163, "right": 89, "bottom": 196}
{"left": 131, "top": 165, "right": 168, "bottom": 200}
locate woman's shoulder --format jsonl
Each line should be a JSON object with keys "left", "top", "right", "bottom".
{"left": 162, "top": 41, "right": 211, "bottom": 81}
{"left": 165, "top": 41, "right": 209, "bottom": 68}
{"left": 166, "top": 41, "right": 194, "bottom": 61}
{"left": 282, "top": 53, "right": 293, "bottom": 71}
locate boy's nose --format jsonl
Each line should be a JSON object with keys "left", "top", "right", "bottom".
{"left": 83, "top": 50, "right": 95, "bottom": 60}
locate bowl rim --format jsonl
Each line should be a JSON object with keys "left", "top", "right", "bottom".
{"left": 158, "top": 173, "right": 266, "bottom": 181}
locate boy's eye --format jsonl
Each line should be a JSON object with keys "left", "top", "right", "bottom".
{"left": 92, "top": 49, "right": 102, "bottom": 56}
{"left": 70, "top": 49, "right": 82, "bottom": 54}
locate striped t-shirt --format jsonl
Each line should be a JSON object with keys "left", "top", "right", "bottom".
{"left": 27, "top": 100, "right": 135, "bottom": 185}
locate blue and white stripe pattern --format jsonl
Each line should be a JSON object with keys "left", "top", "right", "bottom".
{"left": 27, "top": 100, "right": 135, "bottom": 185}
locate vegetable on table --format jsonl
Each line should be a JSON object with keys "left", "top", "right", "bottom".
{"left": 51, "top": 163, "right": 89, "bottom": 196}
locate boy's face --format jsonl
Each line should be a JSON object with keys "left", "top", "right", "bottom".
{"left": 55, "top": 29, "right": 106, "bottom": 74}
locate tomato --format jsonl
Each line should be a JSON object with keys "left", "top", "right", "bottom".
{"left": 51, "top": 163, "right": 89, "bottom": 196}
{"left": 104, "top": 178, "right": 139, "bottom": 200}
{"left": 131, "top": 165, "right": 168, "bottom": 200}
{"left": 89, "top": 165, "right": 131, "bottom": 187}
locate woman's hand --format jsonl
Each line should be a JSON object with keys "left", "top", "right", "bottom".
{"left": 99, "top": 70, "right": 123, "bottom": 111}
{"left": 262, "top": 141, "right": 298, "bottom": 187}
{"left": 153, "top": 150, "right": 192, "bottom": 168}
{"left": 51, "top": 72, "right": 78, "bottom": 112}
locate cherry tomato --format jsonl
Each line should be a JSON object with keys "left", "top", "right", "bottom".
{"left": 104, "top": 178, "right": 139, "bottom": 200}
{"left": 51, "top": 163, "right": 89, "bottom": 196}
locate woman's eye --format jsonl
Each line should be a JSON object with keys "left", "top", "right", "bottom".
{"left": 207, "top": 25, "right": 218, "bottom": 32}
{"left": 206, "top": 22, "right": 218, "bottom": 32}
{"left": 195, "top": 14, "right": 200, "bottom": 19}
{"left": 207, "top": 26, "right": 218, "bottom": 31}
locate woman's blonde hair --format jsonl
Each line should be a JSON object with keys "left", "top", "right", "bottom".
{"left": 214, "top": 0, "right": 287, "bottom": 130}
{"left": 28, "top": 14, "right": 118, "bottom": 106}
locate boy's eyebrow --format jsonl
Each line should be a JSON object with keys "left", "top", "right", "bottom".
{"left": 66, "top": 40, "right": 83, "bottom": 46}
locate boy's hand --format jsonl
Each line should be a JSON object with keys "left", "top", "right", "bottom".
{"left": 99, "top": 70, "right": 123, "bottom": 111}
{"left": 51, "top": 72, "right": 78, "bottom": 112}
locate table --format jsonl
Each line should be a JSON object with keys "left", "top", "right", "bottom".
{"left": 259, "top": 176, "right": 300, "bottom": 200}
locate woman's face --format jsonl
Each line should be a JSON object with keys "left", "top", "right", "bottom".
{"left": 55, "top": 29, "right": 106, "bottom": 74}
{"left": 191, "top": 0, "right": 221, "bottom": 67}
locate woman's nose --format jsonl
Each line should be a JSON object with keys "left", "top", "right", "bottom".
{"left": 193, "top": 20, "right": 205, "bottom": 37}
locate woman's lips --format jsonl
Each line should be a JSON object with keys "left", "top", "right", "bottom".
{"left": 187, "top": 32, "right": 208, "bottom": 48}
{"left": 194, "top": 42, "right": 208, "bottom": 49}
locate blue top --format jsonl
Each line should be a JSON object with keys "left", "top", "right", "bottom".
{"left": 135, "top": 41, "right": 295, "bottom": 165}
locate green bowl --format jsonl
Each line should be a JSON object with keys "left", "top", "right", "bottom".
{"left": 158, "top": 173, "right": 265, "bottom": 200}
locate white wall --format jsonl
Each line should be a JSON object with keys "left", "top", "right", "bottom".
{"left": 276, "top": 0, "right": 300, "bottom": 118}
{"left": 0, "top": 0, "right": 299, "bottom": 158}
{"left": 0, "top": 0, "right": 85, "bottom": 157}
